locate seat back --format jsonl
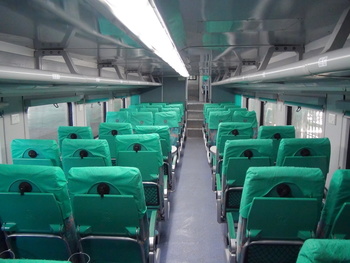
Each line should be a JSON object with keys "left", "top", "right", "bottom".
{"left": 258, "top": 125, "right": 296, "bottom": 163}
{"left": 68, "top": 166, "right": 148, "bottom": 263}
{"left": 128, "top": 112, "right": 154, "bottom": 128}
{"left": 155, "top": 112, "right": 180, "bottom": 146}
{"left": 57, "top": 126, "right": 93, "bottom": 149}
{"left": 138, "top": 107, "right": 160, "bottom": 116}
{"left": 207, "top": 111, "right": 232, "bottom": 147}
{"left": 237, "top": 166, "right": 325, "bottom": 263}
{"left": 61, "top": 139, "right": 112, "bottom": 175}
{"left": 221, "top": 139, "right": 273, "bottom": 221}
{"left": 317, "top": 169, "right": 350, "bottom": 238}
{"left": 296, "top": 239, "right": 350, "bottom": 263}
{"left": 105, "top": 111, "right": 129, "bottom": 123}
{"left": 216, "top": 122, "right": 254, "bottom": 156}
{"left": 232, "top": 110, "right": 258, "bottom": 138}
{"left": 98, "top": 123, "right": 133, "bottom": 159}
{"left": 11, "top": 139, "right": 61, "bottom": 167}
{"left": 0, "top": 164, "right": 76, "bottom": 260}
{"left": 134, "top": 125, "right": 171, "bottom": 160}
{"left": 276, "top": 138, "right": 331, "bottom": 178}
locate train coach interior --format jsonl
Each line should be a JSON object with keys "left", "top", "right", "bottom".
{"left": 0, "top": 0, "right": 349, "bottom": 262}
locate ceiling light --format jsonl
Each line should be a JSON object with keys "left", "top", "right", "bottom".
{"left": 101, "top": 0, "right": 189, "bottom": 77}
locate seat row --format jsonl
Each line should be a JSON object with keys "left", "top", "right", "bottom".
{"left": 0, "top": 164, "right": 157, "bottom": 263}
{"left": 223, "top": 167, "right": 350, "bottom": 263}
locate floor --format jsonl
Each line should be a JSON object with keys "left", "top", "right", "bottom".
{"left": 158, "top": 137, "right": 227, "bottom": 263}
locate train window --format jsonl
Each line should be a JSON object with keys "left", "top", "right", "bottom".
{"left": 86, "top": 102, "right": 103, "bottom": 137}
{"left": 113, "top": 98, "right": 123, "bottom": 111}
{"left": 247, "top": 98, "right": 259, "bottom": 112}
{"left": 291, "top": 106, "right": 324, "bottom": 138}
{"left": 27, "top": 103, "right": 69, "bottom": 140}
{"left": 263, "top": 102, "right": 278, "bottom": 126}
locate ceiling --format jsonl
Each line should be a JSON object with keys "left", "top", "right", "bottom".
{"left": 0, "top": 0, "right": 349, "bottom": 93}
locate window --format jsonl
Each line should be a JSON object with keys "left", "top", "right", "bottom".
{"left": 263, "top": 102, "right": 278, "bottom": 126}
{"left": 86, "top": 102, "right": 103, "bottom": 137}
{"left": 113, "top": 98, "right": 123, "bottom": 111}
{"left": 247, "top": 98, "right": 259, "bottom": 112}
{"left": 291, "top": 106, "right": 324, "bottom": 138}
{"left": 27, "top": 103, "right": 69, "bottom": 140}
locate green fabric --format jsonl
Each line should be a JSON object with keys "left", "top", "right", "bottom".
{"left": 276, "top": 138, "right": 331, "bottom": 169}
{"left": 240, "top": 167, "right": 325, "bottom": 218}
{"left": 134, "top": 125, "right": 171, "bottom": 154}
{"left": 120, "top": 108, "right": 137, "bottom": 112}
{"left": 258, "top": 126, "right": 296, "bottom": 139}
{"left": 216, "top": 122, "right": 253, "bottom": 154}
{"left": 297, "top": 239, "right": 350, "bottom": 263}
{"left": 115, "top": 134, "right": 163, "bottom": 167}
{"left": 61, "top": 139, "right": 111, "bottom": 163}
{"left": 319, "top": 169, "right": 350, "bottom": 237}
{"left": 11, "top": 139, "right": 61, "bottom": 167}
{"left": 138, "top": 107, "right": 159, "bottom": 115}
{"left": 99, "top": 123, "right": 133, "bottom": 136}
{"left": 227, "top": 108, "right": 247, "bottom": 114}
{"left": 205, "top": 107, "right": 224, "bottom": 120}
{"left": 128, "top": 112, "right": 154, "bottom": 127}
{"left": 0, "top": 164, "right": 71, "bottom": 219}
{"left": 57, "top": 126, "right": 93, "bottom": 148}
{"left": 161, "top": 108, "right": 181, "bottom": 122}
{"left": 154, "top": 112, "right": 179, "bottom": 128}
{"left": 208, "top": 111, "right": 232, "bottom": 129}
{"left": 106, "top": 111, "right": 129, "bottom": 123}
{"left": 68, "top": 166, "right": 146, "bottom": 218}
{"left": 232, "top": 111, "right": 258, "bottom": 128}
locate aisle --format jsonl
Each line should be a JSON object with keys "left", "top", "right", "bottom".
{"left": 159, "top": 138, "right": 226, "bottom": 262}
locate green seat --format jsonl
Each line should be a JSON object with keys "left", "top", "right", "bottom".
{"left": 98, "top": 123, "right": 133, "bottom": 160}
{"left": 0, "top": 164, "right": 78, "bottom": 261}
{"left": 57, "top": 126, "right": 93, "bottom": 149}
{"left": 120, "top": 107, "right": 138, "bottom": 112}
{"left": 217, "top": 139, "right": 274, "bottom": 223}
{"left": 68, "top": 166, "right": 157, "bottom": 263}
{"left": 11, "top": 139, "right": 61, "bottom": 167}
{"left": 115, "top": 134, "right": 167, "bottom": 220}
{"left": 258, "top": 126, "right": 296, "bottom": 163}
{"left": 207, "top": 111, "right": 232, "bottom": 147}
{"left": 61, "top": 139, "right": 112, "bottom": 175}
{"left": 128, "top": 112, "right": 154, "bottom": 128}
{"left": 204, "top": 107, "right": 224, "bottom": 135}
{"left": 232, "top": 111, "right": 258, "bottom": 138}
{"left": 134, "top": 125, "right": 174, "bottom": 191}
{"left": 276, "top": 138, "right": 331, "bottom": 178}
{"left": 105, "top": 111, "right": 129, "bottom": 123}
{"left": 317, "top": 169, "right": 350, "bottom": 239}
{"left": 138, "top": 107, "right": 160, "bottom": 116}
{"left": 154, "top": 111, "right": 180, "bottom": 147}
{"left": 230, "top": 167, "right": 324, "bottom": 263}
{"left": 296, "top": 239, "right": 350, "bottom": 263}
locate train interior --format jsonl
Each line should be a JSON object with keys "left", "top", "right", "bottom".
{"left": 0, "top": 0, "right": 349, "bottom": 262}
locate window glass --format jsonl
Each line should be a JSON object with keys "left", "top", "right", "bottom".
{"left": 263, "top": 102, "right": 277, "bottom": 126}
{"left": 113, "top": 98, "right": 123, "bottom": 111}
{"left": 86, "top": 102, "right": 103, "bottom": 137}
{"left": 27, "top": 103, "right": 68, "bottom": 140}
{"left": 291, "top": 106, "right": 324, "bottom": 138}
{"left": 247, "top": 98, "right": 259, "bottom": 112}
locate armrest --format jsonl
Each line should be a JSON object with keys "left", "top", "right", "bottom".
{"left": 149, "top": 210, "right": 158, "bottom": 252}
{"left": 164, "top": 175, "right": 168, "bottom": 199}
{"left": 216, "top": 173, "right": 222, "bottom": 192}
{"left": 226, "top": 212, "right": 237, "bottom": 253}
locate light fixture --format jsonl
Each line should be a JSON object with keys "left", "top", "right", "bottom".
{"left": 101, "top": 0, "right": 189, "bottom": 77}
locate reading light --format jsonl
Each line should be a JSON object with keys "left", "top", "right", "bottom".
{"left": 101, "top": 0, "right": 189, "bottom": 77}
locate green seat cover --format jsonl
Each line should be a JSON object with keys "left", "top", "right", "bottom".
{"left": 61, "top": 139, "right": 112, "bottom": 175}
{"left": 128, "top": 112, "right": 154, "bottom": 128}
{"left": 134, "top": 125, "right": 171, "bottom": 158}
{"left": 68, "top": 166, "right": 146, "bottom": 219}
{"left": 120, "top": 107, "right": 137, "bottom": 112}
{"left": 138, "top": 107, "right": 159, "bottom": 116}
{"left": 99, "top": 123, "right": 133, "bottom": 159}
{"left": 57, "top": 126, "right": 93, "bottom": 149}
{"left": 161, "top": 108, "right": 182, "bottom": 123}
{"left": 318, "top": 169, "right": 350, "bottom": 238}
{"left": 11, "top": 139, "right": 61, "bottom": 167}
{"left": 258, "top": 125, "right": 296, "bottom": 163}
{"left": 216, "top": 122, "right": 253, "bottom": 155}
{"left": 276, "top": 138, "right": 331, "bottom": 177}
{"left": 207, "top": 111, "right": 232, "bottom": 146}
{"left": 0, "top": 164, "right": 75, "bottom": 260}
{"left": 240, "top": 166, "right": 325, "bottom": 219}
{"left": 0, "top": 260, "right": 71, "bottom": 263}
{"left": 105, "top": 111, "right": 129, "bottom": 123}
{"left": 297, "top": 239, "right": 350, "bottom": 263}
{"left": 154, "top": 111, "right": 179, "bottom": 128}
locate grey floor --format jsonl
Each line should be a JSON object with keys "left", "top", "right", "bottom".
{"left": 158, "top": 137, "right": 227, "bottom": 263}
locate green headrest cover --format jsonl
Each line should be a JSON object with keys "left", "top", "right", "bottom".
{"left": 154, "top": 112, "right": 179, "bottom": 128}
{"left": 105, "top": 111, "right": 129, "bottom": 123}
{"left": 61, "top": 139, "right": 111, "bottom": 161}
{"left": 258, "top": 125, "right": 295, "bottom": 139}
{"left": 99, "top": 123, "right": 133, "bottom": 136}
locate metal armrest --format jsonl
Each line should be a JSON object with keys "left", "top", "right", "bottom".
{"left": 226, "top": 212, "right": 237, "bottom": 253}
{"left": 149, "top": 210, "right": 158, "bottom": 252}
